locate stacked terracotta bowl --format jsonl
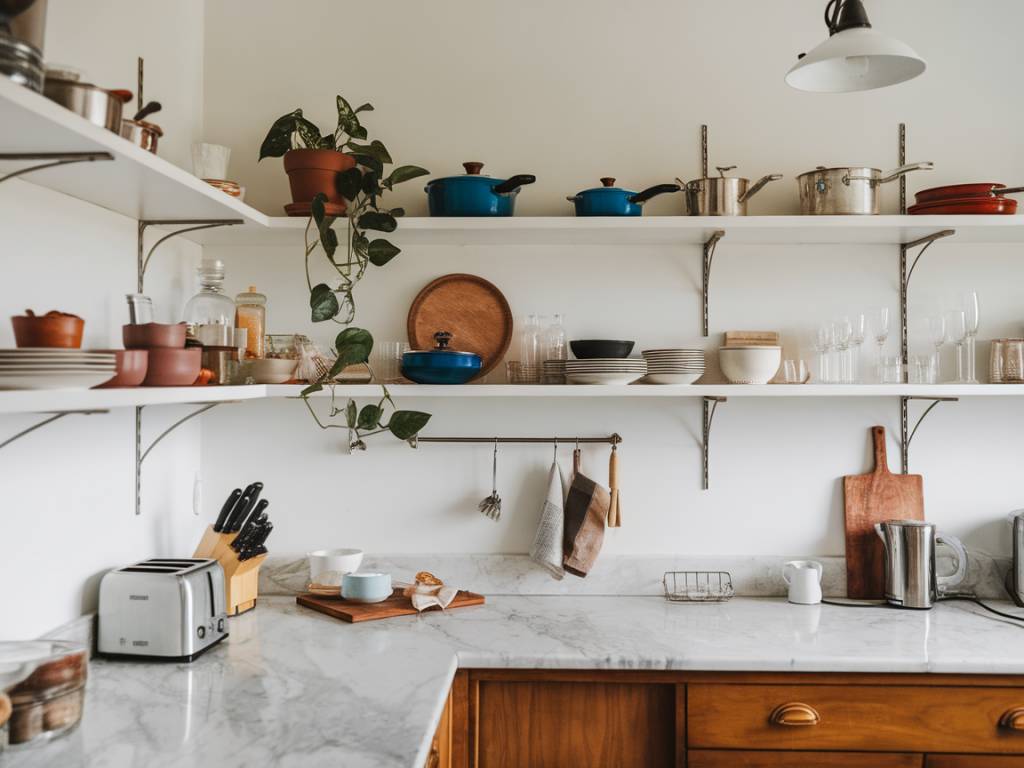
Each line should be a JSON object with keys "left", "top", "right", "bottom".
{"left": 123, "top": 322, "right": 200, "bottom": 386}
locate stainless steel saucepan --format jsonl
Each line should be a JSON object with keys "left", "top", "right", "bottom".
{"left": 677, "top": 166, "right": 783, "bottom": 216}
{"left": 797, "top": 162, "right": 933, "bottom": 215}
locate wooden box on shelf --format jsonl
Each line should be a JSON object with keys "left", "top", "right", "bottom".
{"left": 193, "top": 525, "right": 266, "bottom": 616}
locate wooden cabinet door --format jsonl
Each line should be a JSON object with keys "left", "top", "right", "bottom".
{"left": 474, "top": 680, "right": 676, "bottom": 768}
{"left": 689, "top": 751, "right": 922, "bottom": 767}
{"left": 426, "top": 684, "right": 453, "bottom": 768}
{"left": 927, "top": 757, "right": 1024, "bottom": 767}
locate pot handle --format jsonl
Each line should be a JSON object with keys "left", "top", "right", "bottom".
{"left": 996, "top": 186, "right": 1024, "bottom": 196}
{"left": 493, "top": 174, "right": 536, "bottom": 195}
{"left": 628, "top": 183, "right": 681, "bottom": 204}
{"left": 936, "top": 534, "right": 968, "bottom": 593}
{"left": 846, "top": 162, "right": 934, "bottom": 186}
{"left": 738, "top": 174, "right": 783, "bottom": 203}
{"left": 566, "top": 195, "right": 581, "bottom": 202}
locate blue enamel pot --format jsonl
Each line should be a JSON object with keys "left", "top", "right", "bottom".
{"left": 426, "top": 162, "right": 536, "bottom": 217}
{"left": 402, "top": 331, "right": 482, "bottom": 385}
{"left": 567, "top": 177, "right": 681, "bottom": 216}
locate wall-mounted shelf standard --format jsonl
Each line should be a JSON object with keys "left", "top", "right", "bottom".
{"left": 0, "top": 410, "right": 107, "bottom": 451}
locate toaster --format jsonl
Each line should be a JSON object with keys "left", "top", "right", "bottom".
{"left": 1008, "top": 511, "right": 1024, "bottom": 607}
{"left": 98, "top": 558, "right": 228, "bottom": 661}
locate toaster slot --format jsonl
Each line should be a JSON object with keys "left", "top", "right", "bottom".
{"left": 206, "top": 571, "right": 216, "bottom": 618}
{"left": 120, "top": 566, "right": 181, "bottom": 573}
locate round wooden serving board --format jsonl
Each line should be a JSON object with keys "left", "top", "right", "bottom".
{"left": 407, "top": 273, "right": 513, "bottom": 378}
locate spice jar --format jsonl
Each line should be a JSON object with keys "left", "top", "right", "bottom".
{"left": 235, "top": 286, "right": 266, "bottom": 359}
{"left": 991, "top": 339, "right": 1024, "bottom": 383}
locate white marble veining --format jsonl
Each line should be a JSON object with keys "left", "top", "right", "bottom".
{"left": 9, "top": 595, "right": 1024, "bottom": 768}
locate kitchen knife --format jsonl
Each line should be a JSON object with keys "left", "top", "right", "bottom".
{"left": 234, "top": 498, "right": 269, "bottom": 545}
{"left": 223, "top": 482, "right": 258, "bottom": 532}
{"left": 233, "top": 507, "right": 269, "bottom": 551}
{"left": 227, "top": 482, "right": 263, "bottom": 532}
{"left": 240, "top": 522, "right": 273, "bottom": 560}
{"left": 213, "top": 488, "right": 242, "bottom": 532}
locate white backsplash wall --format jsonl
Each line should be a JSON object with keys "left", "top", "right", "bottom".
{"left": 0, "top": 0, "right": 207, "bottom": 639}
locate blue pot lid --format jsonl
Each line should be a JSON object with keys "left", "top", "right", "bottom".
{"left": 403, "top": 331, "right": 481, "bottom": 365}
{"left": 426, "top": 161, "right": 506, "bottom": 186}
{"left": 576, "top": 178, "right": 635, "bottom": 196}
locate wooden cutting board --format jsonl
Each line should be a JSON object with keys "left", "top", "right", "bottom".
{"left": 843, "top": 426, "right": 924, "bottom": 599}
{"left": 296, "top": 589, "right": 485, "bottom": 623}
{"left": 407, "top": 273, "right": 513, "bottom": 379}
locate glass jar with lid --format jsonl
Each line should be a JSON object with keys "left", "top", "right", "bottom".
{"left": 235, "top": 285, "right": 267, "bottom": 359}
{"left": 183, "top": 260, "right": 234, "bottom": 346}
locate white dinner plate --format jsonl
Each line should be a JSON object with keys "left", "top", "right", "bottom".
{"left": 567, "top": 372, "right": 646, "bottom": 385}
{"left": 637, "top": 373, "right": 702, "bottom": 385}
{"left": 0, "top": 372, "right": 115, "bottom": 390}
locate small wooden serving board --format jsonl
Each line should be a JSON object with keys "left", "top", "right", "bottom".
{"left": 296, "top": 588, "right": 485, "bottom": 623}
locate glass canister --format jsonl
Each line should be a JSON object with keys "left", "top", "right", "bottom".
{"left": 235, "top": 286, "right": 266, "bottom": 359}
{"left": 183, "top": 260, "right": 235, "bottom": 345}
{"left": 990, "top": 339, "right": 1024, "bottom": 383}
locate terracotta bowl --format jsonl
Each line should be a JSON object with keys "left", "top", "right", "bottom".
{"left": 122, "top": 322, "right": 187, "bottom": 350}
{"left": 92, "top": 350, "right": 148, "bottom": 388}
{"left": 12, "top": 311, "right": 84, "bottom": 348}
{"left": 143, "top": 348, "right": 202, "bottom": 387}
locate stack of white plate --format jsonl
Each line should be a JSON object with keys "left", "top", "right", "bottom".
{"left": 640, "top": 349, "right": 705, "bottom": 384}
{"left": 0, "top": 349, "right": 117, "bottom": 390}
{"left": 541, "top": 359, "right": 567, "bottom": 385}
{"left": 566, "top": 358, "right": 647, "bottom": 385}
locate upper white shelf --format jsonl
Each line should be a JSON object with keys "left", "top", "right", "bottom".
{"left": 0, "top": 77, "right": 268, "bottom": 225}
{"left": 0, "top": 385, "right": 265, "bottom": 415}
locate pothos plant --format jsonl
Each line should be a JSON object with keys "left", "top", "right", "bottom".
{"left": 259, "top": 96, "right": 432, "bottom": 449}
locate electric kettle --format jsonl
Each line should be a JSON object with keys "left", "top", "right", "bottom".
{"left": 874, "top": 520, "right": 968, "bottom": 609}
{"left": 1005, "top": 511, "right": 1024, "bottom": 607}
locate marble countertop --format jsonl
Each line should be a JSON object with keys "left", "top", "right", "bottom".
{"left": 9, "top": 595, "right": 1024, "bottom": 768}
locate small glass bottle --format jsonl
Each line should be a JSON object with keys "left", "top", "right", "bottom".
{"left": 544, "top": 313, "right": 568, "bottom": 362}
{"left": 182, "top": 260, "right": 234, "bottom": 345}
{"left": 235, "top": 285, "right": 267, "bottom": 359}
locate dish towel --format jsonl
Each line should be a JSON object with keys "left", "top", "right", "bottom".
{"left": 529, "top": 460, "right": 566, "bottom": 579}
{"left": 403, "top": 582, "right": 459, "bottom": 611}
{"left": 562, "top": 471, "right": 610, "bottom": 577}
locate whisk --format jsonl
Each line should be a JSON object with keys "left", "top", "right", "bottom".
{"left": 478, "top": 438, "right": 501, "bottom": 521}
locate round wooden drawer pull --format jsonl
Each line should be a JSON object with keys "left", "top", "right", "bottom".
{"left": 769, "top": 702, "right": 821, "bottom": 727}
{"left": 999, "top": 707, "right": 1024, "bottom": 731}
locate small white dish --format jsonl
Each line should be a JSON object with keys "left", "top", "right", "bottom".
{"left": 638, "top": 372, "right": 702, "bottom": 385}
{"left": 342, "top": 572, "right": 392, "bottom": 603}
{"left": 567, "top": 372, "right": 645, "bottom": 385}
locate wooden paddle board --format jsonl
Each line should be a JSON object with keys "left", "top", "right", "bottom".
{"left": 297, "top": 588, "right": 485, "bottom": 623}
{"left": 843, "top": 426, "right": 924, "bottom": 599}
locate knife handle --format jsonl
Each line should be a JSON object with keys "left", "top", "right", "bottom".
{"left": 228, "top": 482, "right": 263, "bottom": 532}
{"left": 213, "top": 489, "right": 242, "bottom": 532}
{"left": 236, "top": 498, "right": 269, "bottom": 542}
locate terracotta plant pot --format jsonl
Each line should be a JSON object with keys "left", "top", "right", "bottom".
{"left": 143, "top": 348, "right": 202, "bottom": 387}
{"left": 122, "top": 322, "right": 187, "bottom": 350}
{"left": 11, "top": 310, "right": 84, "bottom": 348}
{"left": 282, "top": 148, "right": 356, "bottom": 216}
{"left": 93, "top": 350, "right": 148, "bottom": 388}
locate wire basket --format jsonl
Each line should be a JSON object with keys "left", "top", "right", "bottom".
{"left": 663, "top": 571, "right": 734, "bottom": 603}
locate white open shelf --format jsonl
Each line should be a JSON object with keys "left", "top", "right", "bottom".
{"left": 0, "top": 385, "right": 265, "bottom": 415}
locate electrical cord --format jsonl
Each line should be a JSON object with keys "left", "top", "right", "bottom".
{"left": 938, "top": 595, "right": 1024, "bottom": 624}
{"left": 820, "top": 595, "right": 1024, "bottom": 624}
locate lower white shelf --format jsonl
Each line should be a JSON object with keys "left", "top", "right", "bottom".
{"left": 0, "top": 382, "right": 1021, "bottom": 417}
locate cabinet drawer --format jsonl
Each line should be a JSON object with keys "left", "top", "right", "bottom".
{"left": 688, "top": 684, "right": 1024, "bottom": 754}
{"left": 927, "top": 758, "right": 1024, "bottom": 767}
{"left": 689, "top": 751, "right": 921, "bottom": 767}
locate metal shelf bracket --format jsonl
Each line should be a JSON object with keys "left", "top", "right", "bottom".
{"left": 0, "top": 410, "right": 107, "bottom": 451}
{"left": 135, "top": 402, "right": 226, "bottom": 516}
{"left": 900, "top": 395, "right": 958, "bottom": 474}
{"left": 702, "top": 396, "right": 727, "bottom": 490}
{"left": 138, "top": 218, "right": 243, "bottom": 292}
{"left": 702, "top": 230, "right": 726, "bottom": 337}
{"left": 899, "top": 229, "right": 955, "bottom": 378}
{"left": 0, "top": 152, "right": 113, "bottom": 185}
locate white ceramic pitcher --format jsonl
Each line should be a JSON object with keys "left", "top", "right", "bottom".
{"left": 783, "top": 560, "right": 823, "bottom": 605}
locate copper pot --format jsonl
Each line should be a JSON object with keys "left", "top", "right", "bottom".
{"left": 119, "top": 118, "right": 162, "bottom": 153}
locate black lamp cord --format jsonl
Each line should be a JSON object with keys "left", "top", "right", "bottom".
{"left": 822, "top": 595, "right": 1024, "bottom": 625}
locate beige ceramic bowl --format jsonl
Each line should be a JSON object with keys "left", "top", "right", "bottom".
{"left": 718, "top": 345, "right": 782, "bottom": 384}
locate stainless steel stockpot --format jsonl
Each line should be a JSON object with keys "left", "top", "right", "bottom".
{"left": 678, "top": 166, "right": 783, "bottom": 216}
{"left": 797, "top": 162, "right": 933, "bottom": 215}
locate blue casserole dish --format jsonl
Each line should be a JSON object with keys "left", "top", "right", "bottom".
{"left": 426, "top": 162, "right": 536, "bottom": 217}
{"left": 402, "top": 331, "right": 482, "bottom": 384}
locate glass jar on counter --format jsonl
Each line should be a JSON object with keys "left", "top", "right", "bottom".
{"left": 235, "top": 286, "right": 266, "bottom": 359}
{"left": 183, "top": 260, "right": 235, "bottom": 346}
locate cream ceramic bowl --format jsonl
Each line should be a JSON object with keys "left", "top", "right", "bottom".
{"left": 718, "top": 345, "right": 782, "bottom": 384}
{"left": 307, "top": 548, "right": 364, "bottom": 584}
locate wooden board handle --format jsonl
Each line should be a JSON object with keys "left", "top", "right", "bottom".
{"left": 871, "top": 425, "right": 890, "bottom": 475}
{"left": 769, "top": 702, "right": 821, "bottom": 727}
{"left": 1000, "top": 707, "right": 1024, "bottom": 731}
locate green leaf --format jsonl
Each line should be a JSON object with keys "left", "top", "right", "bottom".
{"left": 300, "top": 382, "right": 323, "bottom": 396}
{"left": 335, "top": 327, "right": 374, "bottom": 367}
{"left": 320, "top": 134, "right": 337, "bottom": 151}
{"left": 258, "top": 109, "right": 301, "bottom": 159}
{"left": 311, "top": 194, "right": 338, "bottom": 258}
{"left": 349, "top": 125, "right": 368, "bottom": 140}
{"left": 384, "top": 165, "right": 430, "bottom": 189}
{"left": 367, "top": 239, "right": 400, "bottom": 266}
{"left": 357, "top": 404, "right": 382, "bottom": 430}
{"left": 310, "top": 283, "right": 339, "bottom": 322}
{"left": 294, "top": 115, "right": 323, "bottom": 149}
{"left": 346, "top": 140, "right": 392, "bottom": 165}
{"left": 335, "top": 167, "right": 362, "bottom": 201}
{"left": 388, "top": 410, "right": 431, "bottom": 441}
{"left": 345, "top": 399, "right": 357, "bottom": 429}
{"left": 390, "top": 207, "right": 406, "bottom": 217}
{"left": 351, "top": 153, "right": 383, "bottom": 176}
{"left": 354, "top": 102, "right": 374, "bottom": 114}
{"left": 352, "top": 231, "right": 369, "bottom": 256}
{"left": 361, "top": 170, "right": 380, "bottom": 196}
{"left": 358, "top": 211, "right": 397, "bottom": 233}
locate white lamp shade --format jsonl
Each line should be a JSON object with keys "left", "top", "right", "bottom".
{"left": 786, "top": 27, "right": 926, "bottom": 93}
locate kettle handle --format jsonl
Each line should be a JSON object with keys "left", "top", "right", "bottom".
{"left": 874, "top": 522, "right": 885, "bottom": 540}
{"left": 936, "top": 534, "right": 968, "bottom": 592}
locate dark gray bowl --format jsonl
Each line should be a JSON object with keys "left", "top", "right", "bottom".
{"left": 570, "top": 340, "right": 635, "bottom": 359}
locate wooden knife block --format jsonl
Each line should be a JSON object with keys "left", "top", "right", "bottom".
{"left": 194, "top": 525, "right": 267, "bottom": 616}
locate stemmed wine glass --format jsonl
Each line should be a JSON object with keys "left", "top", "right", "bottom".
{"left": 870, "top": 308, "right": 891, "bottom": 383}
{"left": 927, "top": 314, "right": 946, "bottom": 384}
{"left": 849, "top": 313, "right": 866, "bottom": 384}
{"left": 834, "top": 318, "right": 853, "bottom": 384}
{"left": 960, "top": 290, "right": 980, "bottom": 384}
{"left": 945, "top": 309, "right": 967, "bottom": 383}
{"left": 815, "top": 324, "right": 835, "bottom": 383}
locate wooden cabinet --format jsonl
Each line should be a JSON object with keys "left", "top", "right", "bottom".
{"left": 689, "top": 751, "right": 922, "bottom": 767}
{"left": 452, "top": 671, "right": 1024, "bottom": 768}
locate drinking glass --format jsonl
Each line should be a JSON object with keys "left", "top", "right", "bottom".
{"left": 849, "top": 313, "right": 866, "bottom": 383}
{"left": 191, "top": 142, "right": 231, "bottom": 179}
{"left": 834, "top": 317, "right": 853, "bottom": 384}
{"left": 870, "top": 308, "right": 891, "bottom": 382}
{"left": 908, "top": 354, "right": 936, "bottom": 384}
{"left": 879, "top": 355, "right": 903, "bottom": 384}
{"left": 945, "top": 309, "right": 967, "bottom": 383}
{"left": 783, "top": 359, "right": 809, "bottom": 384}
{"left": 926, "top": 314, "right": 946, "bottom": 383}
{"left": 815, "top": 323, "right": 835, "bottom": 383}
{"left": 960, "top": 290, "right": 980, "bottom": 384}
{"left": 371, "top": 341, "right": 409, "bottom": 383}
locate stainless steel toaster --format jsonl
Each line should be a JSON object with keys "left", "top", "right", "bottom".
{"left": 98, "top": 558, "right": 228, "bottom": 661}
{"left": 1007, "top": 511, "right": 1024, "bottom": 607}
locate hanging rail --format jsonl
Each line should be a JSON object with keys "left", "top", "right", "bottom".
{"left": 413, "top": 434, "right": 621, "bottom": 446}
{"left": 0, "top": 410, "right": 107, "bottom": 451}
{"left": 900, "top": 396, "right": 957, "bottom": 474}
{"left": 0, "top": 152, "right": 113, "bottom": 185}
{"left": 137, "top": 219, "right": 243, "bottom": 293}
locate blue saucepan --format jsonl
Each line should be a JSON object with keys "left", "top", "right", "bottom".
{"left": 402, "top": 331, "right": 482, "bottom": 384}
{"left": 426, "top": 162, "right": 536, "bottom": 216}
{"left": 567, "top": 177, "right": 681, "bottom": 216}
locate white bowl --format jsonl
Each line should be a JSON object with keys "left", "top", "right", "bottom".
{"left": 307, "top": 548, "right": 364, "bottom": 583}
{"left": 718, "top": 346, "right": 781, "bottom": 384}
{"left": 243, "top": 358, "right": 297, "bottom": 384}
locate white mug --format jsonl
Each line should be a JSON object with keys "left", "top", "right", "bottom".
{"left": 783, "top": 560, "right": 823, "bottom": 605}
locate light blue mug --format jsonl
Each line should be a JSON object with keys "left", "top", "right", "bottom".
{"left": 342, "top": 572, "right": 392, "bottom": 604}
